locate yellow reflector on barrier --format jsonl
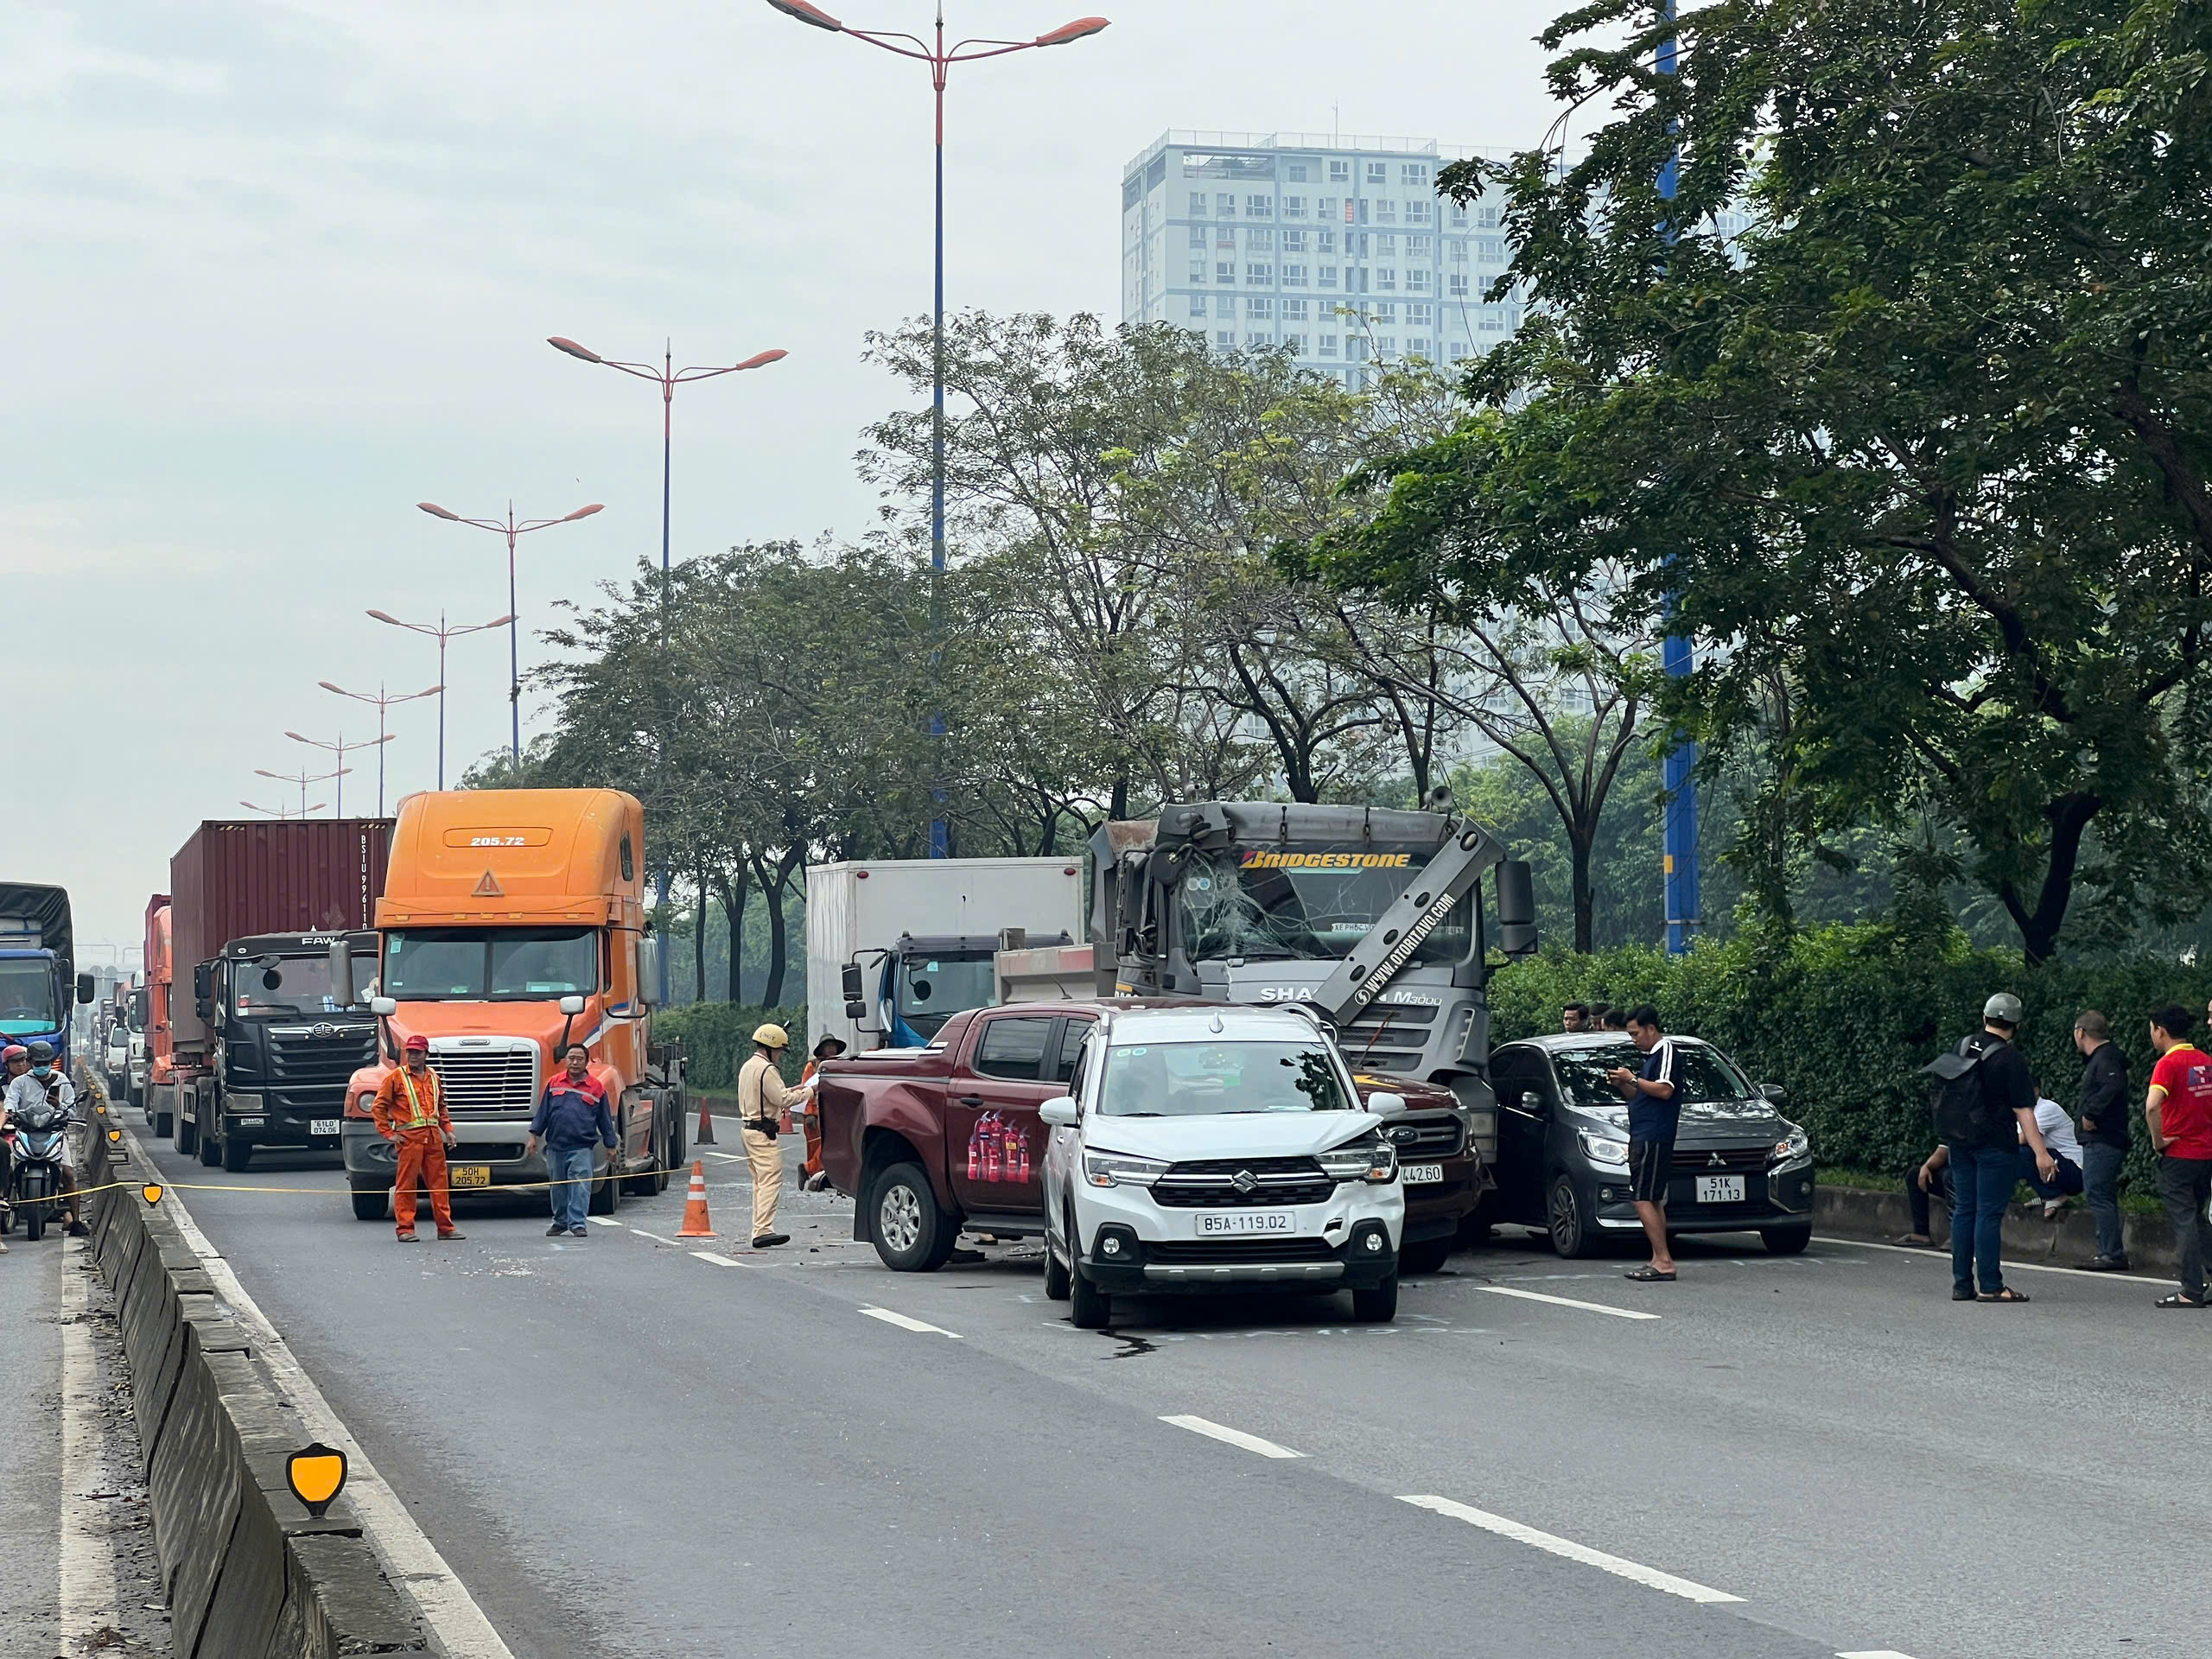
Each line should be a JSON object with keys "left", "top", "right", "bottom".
{"left": 107, "top": 1128, "right": 122, "bottom": 1143}
{"left": 285, "top": 1443, "right": 348, "bottom": 1516}
{"left": 143, "top": 1184, "right": 164, "bottom": 1205}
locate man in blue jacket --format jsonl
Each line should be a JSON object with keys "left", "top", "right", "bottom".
{"left": 527, "top": 1042, "right": 617, "bottom": 1238}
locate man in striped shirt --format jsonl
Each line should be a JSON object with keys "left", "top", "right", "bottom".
{"left": 1609, "top": 1005, "right": 1679, "bottom": 1282}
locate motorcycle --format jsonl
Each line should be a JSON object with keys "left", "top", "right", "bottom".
{"left": 5, "top": 1096, "right": 71, "bottom": 1243}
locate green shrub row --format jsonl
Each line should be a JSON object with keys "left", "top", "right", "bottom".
{"left": 652, "top": 1001, "right": 807, "bottom": 1090}
{"left": 1486, "top": 926, "right": 2209, "bottom": 1200}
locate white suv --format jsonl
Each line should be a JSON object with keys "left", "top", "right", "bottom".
{"left": 1039, "top": 1005, "right": 1407, "bottom": 1328}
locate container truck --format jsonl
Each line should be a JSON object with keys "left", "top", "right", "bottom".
{"left": 340, "top": 788, "right": 685, "bottom": 1223}
{"left": 155, "top": 820, "right": 391, "bottom": 1171}
{"left": 143, "top": 895, "right": 173, "bottom": 1135}
{"left": 0, "top": 882, "right": 95, "bottom": 1065}
{"left": 807, "top": 856, "right": 1084, "bottom": 1052}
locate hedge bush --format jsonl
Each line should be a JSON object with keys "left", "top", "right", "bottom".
{"left": 1487, "top": 925, "right": 2210, "bottom": 1200}
{"left": 652, "top": 1002, "right": 807, "bottom": 1089}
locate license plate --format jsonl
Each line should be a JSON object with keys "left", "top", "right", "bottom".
{"left": 1196, "top": 1210, "right": 1295, "bottom": 1236}
{"left": 1695, "top": 1174, "right": 1745, "bottom": 1204}
{"left": 448, "top": 1165, "right": 491, "bottom": 1188}
{"left": 1402, "top": 1162, "right": 1445, "bottom": 1185}
{"left": 310, "top": 1119, "right": 340, "bottom": 1137}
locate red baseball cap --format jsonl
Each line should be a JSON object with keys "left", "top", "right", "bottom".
{"left": 403, "top": 1035, "right": 429, "bottom": 1053}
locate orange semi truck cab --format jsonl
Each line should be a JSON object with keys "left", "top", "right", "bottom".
{"left": 340, "top": 788, "right": 688, "bottom": 1224}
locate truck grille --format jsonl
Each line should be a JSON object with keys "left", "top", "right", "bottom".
{"left": 428, "top": 1044, "right": 539, "bottom": 1116}
{"left": 1343, "top": 1001, "right": 1439, "bottom": 1065}
{"left": 1151, "top": 1157, "right": 1335, "bottom": 1208}
{"left": 240, "top": 1025, "right": 379, "bottom": 1114}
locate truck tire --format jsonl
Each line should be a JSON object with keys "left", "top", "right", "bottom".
{"left": 1351, "top": 1274, "right": 1400, "bottom": 1324}
{"left": 154, "top": 1110, "right": 173, "bottom": 1140}
{"left": 623, "top": 1109, "right": 662, "bottom": 1198}
{"left": 351, "top": 1186, "right": 388, "bottom": 1223}
{"left": 198, "top": 1122, "right": 221, "bottom": 1167}
{"left": 667, "top": 1104, "right": 685, "bottom": 1173}
{"left": 222, "top": 1135, "right": 252, "bottom": 1173}
{"left": 172, "top": 1110, "right": 196, "bottom": 1157}
{"left": 869, "top": 1162, "right": 957, "bottom": 1273}
{"left": 1068, "top": 1260, "right": 1112, "bottom": 1329}
{"left": 1547, "top": 1173, "right": 1593, "bottom": 1259}
{"left": 588, "top": 1159, "right": 621, "bottom": 1216}
{"left": 1399, "top": 1237, "right": 1452, "bottom": 1276}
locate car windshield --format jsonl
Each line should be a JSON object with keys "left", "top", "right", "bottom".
{"left": 383, "top": 928, "right": 599, "bottom": 1001}
{"left": 892, "top": 953, "right": 995, "bottom": 1039}
{"left": 1177, "top": 844, "right": 1471, "bottom": 963}
{"left": 0, "top": 960, "right": 58, "bottom": 1034}
{"left": 1552, "top": 1040, "right": 1756, "bottom": 1109}
{"left": 230, "top": 952, "right": 377, "bottom": 1016}
{"left": 1096, "top": 1039, "right": 1354, "bottom": 1117}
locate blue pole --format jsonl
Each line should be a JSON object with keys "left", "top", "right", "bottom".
{"left": 1658, "top": 0, "right": 1699, "bottom": 955}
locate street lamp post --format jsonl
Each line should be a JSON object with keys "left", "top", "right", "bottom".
{"left": 364, "top": 610, "right": 517, "bottom": 789}
{"left": 319, "top": 681, "right": 442, "bottom": 817}
{"left": 283, "top": 730, "right": 392, "bottom": 820}
{"left": 254, "top": 766, "right": 352, "bottom": 818}
{"left": 546, "top": 335, "right": 787, "bottom": 1003}
{"left": 764, "top": 0, "right": 1109, "bottom": 856}
{"left": 239, "top": 799, "right": 326, "bottom": 820}
{"left": 415, "top": 501, "right": 605, "bottom": 766}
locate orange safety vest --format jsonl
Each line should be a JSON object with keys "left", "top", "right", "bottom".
{"left": 393, "top": 1065, "right": 442, "bottom": 1131}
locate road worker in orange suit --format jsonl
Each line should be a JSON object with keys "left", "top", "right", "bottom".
{"left": 372, "top": 1035, "right": 466, "bottom": 1243}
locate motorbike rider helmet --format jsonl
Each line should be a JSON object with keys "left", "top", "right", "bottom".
{"left": 26, "top": 1040, "right": 54, "bottom": 1073}
{"left": 2, "top": 1045, "right": 24, "bottom": 1065}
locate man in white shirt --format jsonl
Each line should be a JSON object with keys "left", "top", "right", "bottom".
{"left": 1, "top": 1040, "right": 86, "bottom": 1236}
{"left": 2021, "top": 1084, "right": 2086, "bottom": 1220}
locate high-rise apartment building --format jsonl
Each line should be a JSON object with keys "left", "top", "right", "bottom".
{"left": 1121, "top": 130, "right": 1522, "bottom": 383}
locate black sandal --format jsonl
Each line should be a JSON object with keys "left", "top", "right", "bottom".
{"left": 1624, "top": 1265, "right": 1677, "bottom": 1282}
{"left": 2154, "top": 1293, "right": 2207, "bottom": 1309}
{"left": 1978, "top": 1287, "right": 2031, "bottom": 1303}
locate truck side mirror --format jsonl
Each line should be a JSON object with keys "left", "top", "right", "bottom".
{"left": 371, "top": 996, "right": 397, "bottom": 1016}
{"left": 841, "top": 963, "right": 864, "bottom": 1001}
{"left": 75, "top": 972, "right": 95, "bottom": 1005}
{"left": 558, "top": 995, "right": 585, "bottom": 1016}
{"left": 1495, "top": 860, "right": 1539, "bottom": 957}
{"left": 636, "top": 938, "right": 661, "bottom": 1007}
{"left": 192, "top": 963, "right": 213, "bottom": 1020}
{"left": 843, "top": 999, "right": 868, "bottom": 1022}
{"left": 327, "top": 939, "right": 355, "bottom": 1007}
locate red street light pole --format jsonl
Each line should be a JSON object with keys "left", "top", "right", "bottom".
{"left": 416, "top": 501, "right": 604, "bottom": 766}
{"left": 763, "top": 0, "right": 1109, "bottom": 857}
{"left": 255, "top": 766, "right": 352, "bottom": 819}
{"left": 319, "top": 681, "right": 442, "bottom": 817}
{"left": 283, "top": 730, "right": 392, "bottom": 820}
{"left": 365, "top": 611, "right": 514, "bottom": 790}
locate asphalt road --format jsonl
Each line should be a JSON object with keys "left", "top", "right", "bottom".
{"left": 113, "top": 1115, "right": 2212, "bottom": 1659}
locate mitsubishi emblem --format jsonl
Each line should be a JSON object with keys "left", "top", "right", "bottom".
{"left": 1230, "top": 1169, "right": 1258, "bottom": 1194}
{"left": 1708, "top": 1152, "right": 1727, "bottom": 1168}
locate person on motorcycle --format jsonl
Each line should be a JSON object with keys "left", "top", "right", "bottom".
{"left": 3, "top": 1041, "right": 86, "bottom": 1236}
{"left": 0, "top": 1043, "right": 22, "bottom": 1249}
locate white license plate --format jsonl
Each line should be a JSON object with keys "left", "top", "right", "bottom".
{"left": 1196, "top": 1210, "right": 1296, "bottom": 1236}
{"left": 310, "top": 1118, "right": 340, "bottom": 1136}
{"left": 1695, "top": 1174, "right": 1745, "bottom": 1204}
{"left": 1402, "top": 1162, "right": 1445, "bottom": 1185}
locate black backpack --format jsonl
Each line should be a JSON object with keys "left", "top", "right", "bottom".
{"left": 1923, "top": 1033, "right": 2008, "bottom": 1146}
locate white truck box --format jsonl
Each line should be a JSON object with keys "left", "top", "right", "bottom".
{"left": 805, "top": 856, "right": 1084, "bottom": 1052}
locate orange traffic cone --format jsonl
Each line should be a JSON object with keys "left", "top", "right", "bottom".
{"left": 677, "top": 1160, "right": 715, "bottom": 1237}
{"left": 695, "top": 1095, "right": 716, "bottom": 1146}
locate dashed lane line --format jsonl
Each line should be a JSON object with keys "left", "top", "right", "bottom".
{"left": 1477, "top": 1285, "right": 1660, "bottom": 1321}
{"left": 1399, "top": 1495, "right": 1743, "bottom": 1605}
{"left": 591, "top": 1218, "right": 625, "bottom": 1228}
{"left": 702, "top": 1151, "right": 746, "bottom": 1163}
{"left": 1837, "top": 1650, "right": 1921, "bottom": 1657}
{"left": 1842, "top": 1236, "right": 2174, "bottom": 1287}
{"left": 858, "top": 1306, "right": 963, "bottom": 1338}
{"left": 690, "top": 1251, "right": 750, "bottom": 1268}
{"left": 1160, "top": 1414, "right": 1306, "bottom": 1459}
{"left": 627, "top": 1227, "right": 681, "bottom": 1245}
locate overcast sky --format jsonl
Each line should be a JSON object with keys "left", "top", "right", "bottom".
{"left": 4, "top": 0, "right": 1574, "bottom": 961}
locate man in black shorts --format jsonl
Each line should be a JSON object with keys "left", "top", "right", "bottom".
{"left": 1608, "top": 1004, "right": 1680, "bottom": 1281}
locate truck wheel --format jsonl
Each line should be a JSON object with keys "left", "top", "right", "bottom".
{"left": 1351, "top": 1274, "right": 1400, "bottom": 1324}
{"left": 1547, "top": 1174, "right": 1593, "bottom": 1259}
{"left": 667, "top": 1105, "right": 685, "bottom": 1173}
{"left": 154, "top": 1110, "right": 173, "bottom": 1140}
{"left": 869, "top": 1162, "right": 956, "bottom": 1273}
{"left": 172, "top": 1111, "right": 196, "bottom": 1157}
{"left": 222, "top": 1136, "right": 252, "bottom": 1173}
{"left": 1399, "top": 1237, "right": 1452, "bottom": 1276}
{"left": 588, "top": 1160, "right": 621, "bottom": 1216}
{"left": 623, "top": 1111, "right": 661, "bottom": 1198}
{"left": 350, "top": 1186, "right": 388, "bottom": 1223}
{"left": 1068, "top": 1260, "right": 1112, "bottom": 1329}
{"left": 198, "top": 1123, "right": 220, "bottom": 1167}
{"left": 1761, "top": 1224, "right": 1813, "bottom": 1255}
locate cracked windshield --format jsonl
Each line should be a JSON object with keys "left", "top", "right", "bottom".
{"left": 1177, "top": 844, "right": 1471, "bottom": 963}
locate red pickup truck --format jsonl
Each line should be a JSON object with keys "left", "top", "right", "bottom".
{"left": 815, "top": 999, "right": 1479, "bottom": 1274}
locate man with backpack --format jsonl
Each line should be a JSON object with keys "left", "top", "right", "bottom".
{"left": 1924, "top": 992, "right": 2056, "bottom": 1303}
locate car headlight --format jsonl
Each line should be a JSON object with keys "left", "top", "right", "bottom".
{"left": 1084, "top": 1150, "right": 1168, "bottom": 1189}
{"left": 1771, "top": 1126, "right": 1811, "bottom": 1164}
{"left": 1319, "top": 1138, "right": 1398, "bottom": 1184}
{"left": 1579, "top": 1130, "right": 1630, "bottom": 1169}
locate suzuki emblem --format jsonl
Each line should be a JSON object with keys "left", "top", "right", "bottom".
{"left": 1230, "top": 1169, "right": 1258, "bottom": 1194}
{"left": 1707, "top": 1152, "right": 1726, "bottom": 1168}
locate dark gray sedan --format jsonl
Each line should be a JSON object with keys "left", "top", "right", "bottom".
{"left": 1487, "top": 1033, "right": 1815, "bottom": 1256}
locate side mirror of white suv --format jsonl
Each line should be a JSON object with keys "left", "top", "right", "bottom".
{"left": 1039, "top": 1096, "right": 1078, "bottom": 1128}
{"left": 1364, "top": 1090, "right": 1409, "bottom": 1117}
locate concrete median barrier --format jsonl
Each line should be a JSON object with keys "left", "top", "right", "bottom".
{"left": 1815, "top": 1180, "right": 2185, "bottom": 1272}
{"left": 79, "top": 1122, "right": 431, "bottom": 1658}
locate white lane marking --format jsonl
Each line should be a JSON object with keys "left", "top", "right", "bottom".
{"left": 60, "top": 1240, "right": 120, "bottom": 1649}
{"left": 1400, "top": 1495, "right": 1743, "bottom": 1605}
{"left": 703, "top": 1151, "right": 746, "bottom": 1163}
{"left": 1845, "top": 1236, "right": 2171, "bottom": 1286}
{"left": 690, "top": 1251, "right": 749, "bottom": 1268}
{"left": 150, "top": 1133, "right": 518, "bottom": 1657}
{"left": 1160, "top": 1414, "right": 1306, "bottom": 1459}
{"left": 627, "top": 1228, "right": 680, "bottom": 1245}
{"left": 1478, "top": 1285, "right": 1660, "bottom": 1321}
{"left": 591, "top": 1218, "right": 625, "bottom": 1228}
{"left": 858, "top": 1306, "right": 963, "bottom": 1338}
{"left": 1838, "top": 1650, "right": 1921, "bottom": 1657}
